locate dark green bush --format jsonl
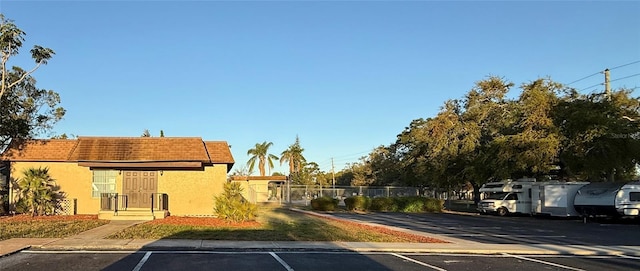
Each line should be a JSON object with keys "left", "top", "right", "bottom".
{"left": 396, "top": 196, "right": 444, "bottom": 213}
{"left": 369, "top": 196, "right": 443, "bottom": 213}
{"left": 370, "top": 197, "right": 398, "bottom": 212}
{"left": 424, "top": 198, "right": 444, "bottom": 213}
{"left": 310, "top": 196, "right": 339, "bottom": 211}
{"left": 397, "top": 196, "right": 426, "bottom": 213}
{"left": 344, "top": 196, "right": 371, "bottom": 211}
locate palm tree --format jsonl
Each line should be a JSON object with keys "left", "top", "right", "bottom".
{"left": 18, "top": 167, "right": 56, "bottom": 216}
{"left": 247, "top": 141, "right": 279, "bottom": 176}
{"left": 280, "top": 136, "right": 306, "bottom": 175}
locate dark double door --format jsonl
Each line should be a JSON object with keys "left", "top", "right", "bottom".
{"left": 123, "top": 171, "right": 158, "bottom": 208}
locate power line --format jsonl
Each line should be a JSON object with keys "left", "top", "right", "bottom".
{"left": 609, "top": 73, "right": 640, "bottom": 83}
{"left": 579, "top": 73, "right": 640, "bottom": 92}
{"left": 568, "top": 60, "right": 640, "bottom": 86}
{"left": 567, "top": 71, "right": 601, "bottom": 86}
{"left": 580, "top": 82, "right": 603, "bottom": 92}
{"left": 609, "top": 60, "right": 640, "bottom": 71}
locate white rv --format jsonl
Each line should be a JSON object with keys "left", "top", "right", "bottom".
{"left": 531, "top": 182, "right": 589, "bottom": 217}
{"left": 617, "top": 181, "right": 640, "bottom": 217}
{"left": 573, "top": 181, "right": 640, "bottom": 218}
{"left": 477, "top": 178, "right": 536, "bottom": 216}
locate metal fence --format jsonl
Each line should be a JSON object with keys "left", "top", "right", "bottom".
{"left": 55, "top": 198, "right": 77, "bottom": 215}
{"left": 282, "top": 185, "right": 420, "bottom": 207}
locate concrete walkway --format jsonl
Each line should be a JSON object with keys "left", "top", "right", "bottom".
{"left": 2, "top": 213, "right": 640, "bottom": 257}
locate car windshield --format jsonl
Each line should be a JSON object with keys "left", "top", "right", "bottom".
{"left": 485, "top": 192, "right": 508, "bottom": 200}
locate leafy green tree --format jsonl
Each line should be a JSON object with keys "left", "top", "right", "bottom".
{"left": 0, "top": 14, "right": 55, "bottom": 99}
{"left": 554, "top": 88, "right": 640, "bottom": 181}
{"left": 0, "top": 14, "right": 63, "bottom": 150}
{"left": 0, "top": 68, "right": 64, "bottom": 151}
{"left": 247, "top": 141, "right": 279, "bottom": 176}
{"left": 159, "top": 130, "right": 165, "bottom": 137}
{"left": 294, "top": 161, "right": 328, "bottom": 186}
{"left": 496, "top": 78, "right": 562, "bottom": 178}
{"left": 51, "top": 133, "right": 76, "bottom": 139}
{"left": 17, "top": 167, "right": 59, "bottom": 216}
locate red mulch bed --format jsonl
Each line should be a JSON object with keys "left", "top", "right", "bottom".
{"left": 0, "top": 214, "right": 99, "bottom": 222}
{"left": 147, "top": 216, "right": 261, "bottom": 228}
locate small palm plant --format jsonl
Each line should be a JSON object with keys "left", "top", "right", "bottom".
{"left": 214, "top": 182, "right": 257, "bottom": 222}
{"left": 18, "top": 167, "right": 57, "bottom": 216}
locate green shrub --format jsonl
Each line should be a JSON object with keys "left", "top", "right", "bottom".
{"left": 370, "top": 197, "right": 398, "bottom": 212}
{"left": 310, "top": 196, "right": 339, "bottom": 211}
{"left": 369, "top": 196, "right": 443, "bottom": 213}
{"left": 396, "top": 196, "right": 426, "bottom": 213}
{"left": 396, "top": 196, "right": 444, "bottom": 213}
{"left": 214, "top": 182, "right": 257, "bottom": 222}
{"left": 424, "top": 198, "right": 444, "bottom": 213}
{"left": 344, "top": 196, "right": 371, "bottom": 211}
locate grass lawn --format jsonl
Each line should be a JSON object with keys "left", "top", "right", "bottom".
{"left": 108, "top": 208, "right": 447, "bottom": 243}
{"left": 0, "top": 215, "right": 109, "bottom": 241}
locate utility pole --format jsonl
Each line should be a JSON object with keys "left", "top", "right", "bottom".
{"left": 604, "top": 68, "right": 611, "bottom": 100}
{"left": 331, "top": 158, "right": 336, "bottom": 197}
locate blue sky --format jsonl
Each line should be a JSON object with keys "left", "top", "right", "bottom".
{"left": 1, "top": 1, "right": 639, "bottom": 174}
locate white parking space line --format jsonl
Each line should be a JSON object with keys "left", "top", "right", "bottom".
{"left": 390, "top": 253, "right": 447, "bottom": 271}
{"left": 132, "top": 251, "right": 152, "bottom": 271}
{"left": 269, "top": 252, "right": 294, "bottom": 271}
{"left": 618, "top": 254, "right": 640, "bottom": 260}
{"left": 503, "top": 253, "right": 585, "bottom": 271}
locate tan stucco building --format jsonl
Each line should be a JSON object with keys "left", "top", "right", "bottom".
{"left": 229, "top": 175, "right": 287, "bottom": 203}
{"left": 0, "top": 137, "right": 234, "bottom": 219}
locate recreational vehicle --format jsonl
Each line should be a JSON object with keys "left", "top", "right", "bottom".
{"left": 573, "top": 181, "right": 640, "bottom": 218}
{"left": 477, "top": 178, "right": 536, "bottom": 216}
{"left": 617, "top": 181, "right": 640, "bottom": 217}
{"left": 531, "top": 182, "right": 589, "bottom": 217}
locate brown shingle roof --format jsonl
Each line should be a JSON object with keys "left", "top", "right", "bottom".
{"left": 0, "top": 139, "right": 78, "bottom": 162}
{"left": 1, "top": 137, "right": 234, "bottom": 164}
{"left": 204, "top": 141, "right": 235, "bottom": 164}
{"left": 71, "top": 137, "right": 211, "bottom": 162}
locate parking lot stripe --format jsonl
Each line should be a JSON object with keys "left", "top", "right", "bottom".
{"left": 132, "top": 251, "right": 152, "bottom": 271}
{"left": 269, "top": 252, "right": 294, "bottom": 271}
{"left": 618, "top": 255, "right": 640, "bottom": 260}
{"left": 503, "top": 253, "right": 585, "bottom": 271}
{"left": 390, "top": 253, "right": 447, "bottom": 271}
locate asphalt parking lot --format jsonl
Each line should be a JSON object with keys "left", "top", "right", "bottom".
{"left": 331, "top": 212, "right": 640, "bottom": 246}
{"left": 1, "top": 250, "right": 639, "bottom": 271}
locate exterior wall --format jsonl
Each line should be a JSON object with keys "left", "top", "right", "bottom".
{"left": 158, "top": 164, "right": 228, "bottom": 216}
{"left": 10, "top": 162, "right": 230, "bottom": 217}
{"left": 9, "top": 161, "right": 102, "bottom": 215}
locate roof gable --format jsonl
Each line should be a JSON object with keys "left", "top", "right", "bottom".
{"left": 204, "top": 141, "right": 235, "bottom": 164}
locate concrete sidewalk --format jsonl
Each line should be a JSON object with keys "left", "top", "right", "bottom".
{"left": 2, "top": 212, "right": 640, "bottom": 257}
